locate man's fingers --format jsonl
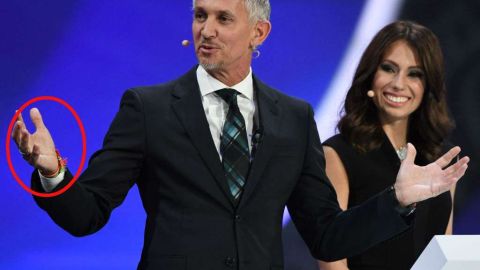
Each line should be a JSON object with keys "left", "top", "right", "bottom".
{"left": 427, "top": 156, "right": 469, "bottom": 198}
{"left": 444, "top": 157, "right": 469, "bottom": 181}
{"left": 403, "top": 143, "right": 417, "bottom": 165}
{"left": 443, "top": 156, "right": 470, "bottom": 176}
{"left": 12, "top": 121, "right": 22, "bottom": 142}
{"left": 454, "top": 163, "right": 469, "bottom": 182}
{"left": 435, "top": 164, "right": 467, "bottom": 195}
{"left": 19, "top": 128, "right": 31, "bottom": 152}
{"left": 13, "top": 112, "right": 29, "bottom": 142}
{"left": 15, "top": 127, "right": 24, "bottom": 148}
{"left": 17, "top": 110, "right": 25, "bottom": 123}
{"left": 30, "top": 108, "right": 46, "bottom": 130}
{"left": 435, "top": 146, "right": 461, "bottom": 169}
{"left": 12, "top": 111, "right": 21, "bottom": 138}
{"left": 29, "top": 144, "right": 41, "bottom": 166}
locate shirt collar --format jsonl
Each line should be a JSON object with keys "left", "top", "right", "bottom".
{"left": 196, "top": 65, "right": 254, "bottom": 100}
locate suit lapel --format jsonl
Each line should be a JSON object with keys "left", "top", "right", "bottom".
{"left": 171, "top": 67, "right": 236, "bottom": 207}
{"left": 238, "top": 76, "right": 280, "bottom": 209}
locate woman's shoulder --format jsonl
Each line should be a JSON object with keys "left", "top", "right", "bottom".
{"left": 322, "top": 133, "right": 359, "bottom": 160}
{"left": 323, "top": 133, "right": 352, "bottom": 151}
{"left": 323, "top": 133, "right": 346, "bottom": 147}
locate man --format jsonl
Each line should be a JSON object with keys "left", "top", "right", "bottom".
{"left": 12, "top": 0, "right": 469, "bottom": 269}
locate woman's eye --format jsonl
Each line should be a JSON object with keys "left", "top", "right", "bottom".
{"left": 380, "top": 63, "right": 395, "bottom": 73}
{"left": 408, "top": 70, "right": 424, "bottom": 78}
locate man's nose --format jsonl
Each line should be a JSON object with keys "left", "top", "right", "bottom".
{"left": 201, "top": 18, "right": 217, "bottom": 39}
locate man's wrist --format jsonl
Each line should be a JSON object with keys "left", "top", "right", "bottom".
{"left": 39, "top": 149, "right": 67, "bottom": 178}
{"left": 39, "top": 166, "right": 60, "bottom": 178}
{"left": 389, "top": 185, "right": 416, "bottom": 217}
{"left": 39, "top": 167, "right": 66, "bottom": 192}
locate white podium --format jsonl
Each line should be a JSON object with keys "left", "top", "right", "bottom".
{"left": 411, "top": 235, "right": 480, "bottom": 270}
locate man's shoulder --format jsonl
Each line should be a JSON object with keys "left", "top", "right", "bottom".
{"left": 126, "top": 66, "right": 198, "bottom": 98}
{"left": 128, "top": 81, "right": 176, "bottom": 96}
{"left": 254, "top": 75, "right": 311, "bottom": 110}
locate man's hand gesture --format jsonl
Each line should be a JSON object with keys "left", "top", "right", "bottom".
{"left": 11, "top": 108, "right": 58, "bottom": 175}
{"left": 394, "top": 143, "right": 469, "bottom": 206}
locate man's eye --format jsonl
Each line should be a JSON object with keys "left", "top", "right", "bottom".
{"left": 219, "top": 15, "right": 232, "bottom": 23}
{"left": 195, "top": 12, "right": 206, "bottom": 21}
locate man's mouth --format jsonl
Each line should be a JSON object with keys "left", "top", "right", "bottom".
{"left": 198, "top": 43, "right": 220, "bottom": 53}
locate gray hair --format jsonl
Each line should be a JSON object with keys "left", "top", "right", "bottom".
{"left": 192, "top": 0, "right": 271, "bottom": 22}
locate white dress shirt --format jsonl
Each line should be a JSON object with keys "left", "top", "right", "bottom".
{"left": 40, "top": 65, "right": 256, "bottom": 192}
{"left": 196, "top": 65, "right": 256, "bottom": 158}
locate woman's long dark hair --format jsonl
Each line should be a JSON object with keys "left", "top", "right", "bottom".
{"left": 338, "top": 21, "right": 454, "bottom": 162}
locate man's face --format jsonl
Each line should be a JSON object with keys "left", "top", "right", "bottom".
{"left": 192, "top": 0, "right": 255, "bottom": 73}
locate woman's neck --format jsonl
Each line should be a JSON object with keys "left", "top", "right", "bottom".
{"left": 382, "top": 119, "right": 409, "bottom": 150}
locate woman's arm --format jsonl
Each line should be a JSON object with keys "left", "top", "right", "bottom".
{"left": 445, "top": 184, "right": 456, "bottom": 235}
{"left": 317, "top": 146, "right": 350, "bottom": 270}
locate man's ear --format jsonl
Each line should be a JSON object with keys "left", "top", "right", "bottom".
{"left": 251, "top": 20, "right": 271, "bottom": 49}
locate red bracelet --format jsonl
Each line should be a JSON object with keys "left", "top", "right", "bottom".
{"left": 40, "top": 149, "right": 67, "bottom": 178}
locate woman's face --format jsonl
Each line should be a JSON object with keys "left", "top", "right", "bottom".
{"left": 371, "top": 40, "right": 425, "bottom": 124}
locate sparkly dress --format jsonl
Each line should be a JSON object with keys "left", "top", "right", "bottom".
{"left": 323, "top": 133, "right": 452, "bottom": 270}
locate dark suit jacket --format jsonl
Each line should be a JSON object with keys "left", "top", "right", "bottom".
{"left": 32, "top": 67, "right": 410, "bottom": 270}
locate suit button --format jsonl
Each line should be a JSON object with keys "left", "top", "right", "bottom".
{"left": 225, "top": 257, "right": 236, "bottom": 267}
{"left": 235, "top": 214, "right": 241, "bottom": 221}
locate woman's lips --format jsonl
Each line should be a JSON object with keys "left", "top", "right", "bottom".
{"left": 383, "top": 92, "right": 411, "bottom": 107}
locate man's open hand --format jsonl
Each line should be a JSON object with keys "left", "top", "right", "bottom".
{"left": 394, "top": 143, "right": 469, "bottom": 206}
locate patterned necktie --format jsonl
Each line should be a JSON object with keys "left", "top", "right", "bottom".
{"left": 216, "top": 88, "right": 250, "bottom": 201}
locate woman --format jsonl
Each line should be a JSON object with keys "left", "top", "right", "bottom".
{"left": 318, "top": 21, "right": 455, "bottom": 270}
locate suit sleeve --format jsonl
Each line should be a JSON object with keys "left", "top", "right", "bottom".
{"left": 287, "top": 104, "right": 411, "bottom": 261}
{"left": 31, "top": 89, "right": 145, "bottom": 236}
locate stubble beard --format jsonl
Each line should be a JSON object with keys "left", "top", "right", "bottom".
{"left": 199, "top": 58, "right": 224, "bottom": 71}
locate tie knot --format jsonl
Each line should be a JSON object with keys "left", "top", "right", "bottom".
{"left": 216, "top": 88, "right": 239, "bottom": 105}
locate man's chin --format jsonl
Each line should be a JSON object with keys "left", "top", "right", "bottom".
{"left": 200, "top": 62, "right": 223, "bottom": 71}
